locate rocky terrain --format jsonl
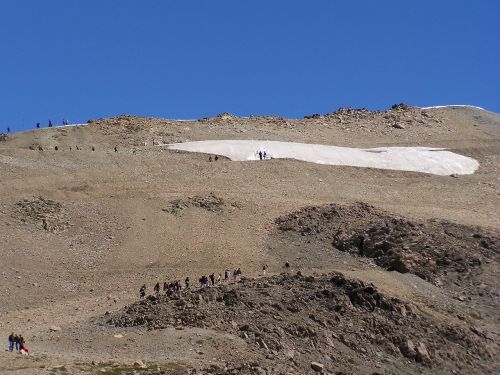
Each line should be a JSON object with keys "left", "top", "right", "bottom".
{"left": 106, "top": 272, "right": 496, "bottom": 374}
{"left": 0, "top": 104, "right": 498, "bottom": 374}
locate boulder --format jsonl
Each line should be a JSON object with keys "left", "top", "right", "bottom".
{"left": 311, "top": 362, "right": 324, "bottom": 372}
{"left": 133, "top": 360, "right": 147, "bottom": 368}
{"left": 415, "top": 342, "right": 431, "bottom": 363}
{"left": 400, "top": 339, "right": 416, "bottom": 359}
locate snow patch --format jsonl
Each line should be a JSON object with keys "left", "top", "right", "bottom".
{"left": 420, "top": 105, "right": 486, "bottom": 111}
{"left": 167, "top": 140, "right": 479, "bottom": 176}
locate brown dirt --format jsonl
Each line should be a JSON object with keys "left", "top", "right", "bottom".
{"left": 0, "top": 104, "right": 499, "bottom": 374}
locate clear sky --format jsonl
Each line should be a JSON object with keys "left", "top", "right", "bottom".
{"left": 1, "top": 0, "right": 499, "bottom": 132}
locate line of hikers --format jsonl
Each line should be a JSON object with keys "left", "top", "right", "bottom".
{"left": 38, "top": 119, "right": 68, "bottom": 128}
{"left": 7, "top": 333, "right": 29, "bottom": 355}
{"left": 4, "top": 120, "right": 71, "bottom": 133}
{"left": 140, "top": 268, "right": 243, "bottom": 299}
{"left": 34, "top": 145, "right": 119, "bottom": 152}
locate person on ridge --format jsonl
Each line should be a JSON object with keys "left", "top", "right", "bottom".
{"left": 48, "top": 120, "right": 52, "bottom": 127}
{"left": 36, "top": 122, "right": 40, "bottom": 129}
{"left": 185, "top": 276, "right": 190, "bottom": 289}
{"left": 154, "top": 282, "right": 160, "bottom": 298}
{"left": 6, "top": 127, "right": 10, "bottom": 133}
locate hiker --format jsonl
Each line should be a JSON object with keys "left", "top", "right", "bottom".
{"left": 263, "top": 151, "right": 267, "bottom": 159}
{"left": 163, "top": 282, "right": 168, "bottom": 292}
{"left": 38, "top": 145, "right": 43, "bottom": 151}
{"left": 214, "top": 155, "right": 219, "bottom": 161}
{"left": 7, "top": 127, "right": 10, "bottom": 133}
{"left": 76, "top": 146, "right": 80, "bottom": 150}
{"left": 259, "top": 151, "right": 263, "bottom": 160}
{"left": 185, "top": 276, "right": 190, "bottom": 289}
{"left": 91, "top": 146, "right": 95, "bottom": 151}
{"left": 236, "top": 267, "right": 242, "bottom": 281}
{"left": 224, "top": 269, "right": 230, "bottom": 282}
{"left": 19, "top": 335, "right": 25, "bottom": 351}
{"left": 209, "top": 156, "right": 212, "bottom": 162}
{"left": 8, "top": 333, "right": 14, "bottom": 351}
{"left": 154, "top": 282, "right": 160, "bottom": 297}
{"left": 54, "top": 146, "right": 58, "bottom": 151}
{"left": 48, "top": 120, "right": 52, "bottom": 127}
{"left": 14, "top": 334, "right": 20, "bottom": 351}
{"left": 69, "top": 146, "right": 72, "bottom": 151}
{"left": 36, "top": 122, "right": 40, "bottom": 129}
{"left": 217, "top": 274, "right": 222, "bottom": 284}
{"left": 262, "top": 264, "right": 268, "bottom": 276}
{"left": 285, "top": 261, "right": 290, "bottom": 270}
{"left": 139, "top": 284, "right": 146, "bottom": 299}
{"left": 209, "top": 273, "right": 215, "bottom": 286}
{"left": 114, "top": 147, "right": 118, "bottom": 153}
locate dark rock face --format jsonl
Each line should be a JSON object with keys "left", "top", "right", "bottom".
{"left": 15, "top": 196, "right": 69, "bottom": 232}
{"left": 162, "top": 193, "right": 241, "bottom": 216}
{"left": 105, "top": 273, "right": 495, "bottom": 374}
{"left": 274, "top": 203, "right": 499, "bottom": 284}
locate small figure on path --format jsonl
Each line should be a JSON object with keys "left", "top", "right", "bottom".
{"left": 224, "top": 269, "right": 230, "bottom": 282}
{"left": 154, "top": 282, "right": 160, "bottom": 297}
{"left": 48, "top": 120, "right": 52, "bottom": 128}
{"left": 114, "top": 146, "right": 118, "bottom": 153}
{"left": 209, "top": 273, "right": 215, "bottom": 286}
{"left": 185, "top": 276, "right": 190, "bottom": 289}
{"left": 262, "top": 264, "right": 268, "bottom": 276}
{"left": 38, "top": 145, "right": 43, "bottom": 151}
{"left": 8, "top": 332, "right": 14, "bottom": 352}
{"left": 7, "top": 127, "right": 10, "bottom": 133}
{"left": 214, "top": 155, "right": 219, "bottom": 161}
{"left": 139, "top": 284, "right": 146, "bottom": 299}
{"left": 284, "top": 261, "right": 290, "bottom": 271}
{"left": 217, "top": 274, "right": 221, "bottom": 284}
{"left": 91, "top": 146, "right": 95, "bottom": 151}
{"left": 259, "top": 151, "right": 263, "bottom": 160}
{"left": 209, "top": 156, "right": 212, "bottom": 162}
{"left": 36, "top": 122, "right": 40, "bottom": 129}
{"left": 54, "top": 146, "right": 58, "bottom": 151}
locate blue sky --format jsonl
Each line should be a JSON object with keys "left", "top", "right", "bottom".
{"left": 1, "top": 1, "right": 499, "bottom": 132}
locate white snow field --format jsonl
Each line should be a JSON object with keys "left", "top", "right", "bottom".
{"left": 168, "top": 140, "right": 479, "bottom": 176}
{"left": 420, "top": 105, "right": 486, "bottom": 111}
